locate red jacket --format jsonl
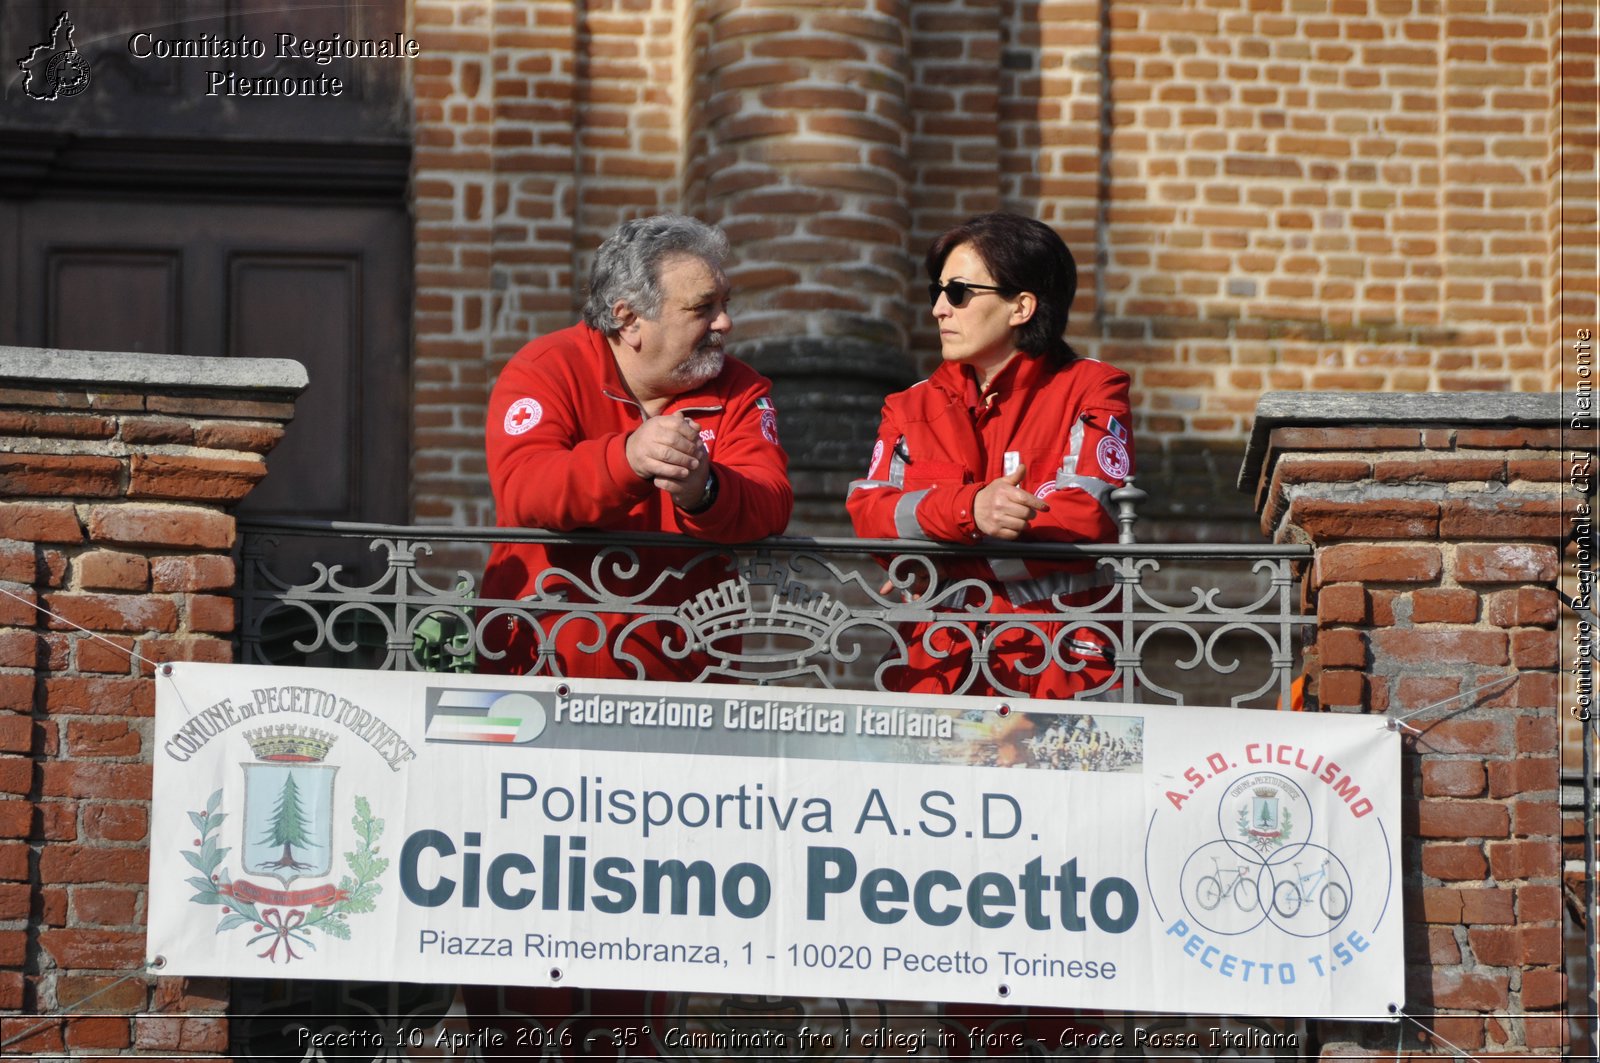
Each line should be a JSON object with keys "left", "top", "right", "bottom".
{"left": 847, "top": 352, "right": 1134, "bottom": 698}
{"left": 482, "top": 323, "right": 792, "bottom": 679}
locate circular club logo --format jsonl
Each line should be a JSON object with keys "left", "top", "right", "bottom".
{"left": 1143, "top": 742, "right": 1395, "bottom": 994}
{"left": 868, "top": 440, "right": 884, "bottom": 477}
{"left": 503, "top": 397, "right": 543, "bottom": 435}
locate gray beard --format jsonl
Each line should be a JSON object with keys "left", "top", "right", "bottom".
{"left": 673, "top": 342, "right": 725, "bottom": 388}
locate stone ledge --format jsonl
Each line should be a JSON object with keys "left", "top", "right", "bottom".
{"left": 0, "top": 347, "right": 308, "bottom": 395}
{"left": 1239, "top": 391, "right": 1574, "bottom": 493}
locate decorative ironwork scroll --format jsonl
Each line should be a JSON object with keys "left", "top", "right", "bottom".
{"left": 237, "top": 521, "right": 1312, "bottom": 709}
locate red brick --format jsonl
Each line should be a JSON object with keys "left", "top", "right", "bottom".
{"left": 0, "top": 757, "right": 31, "bottom": 795}
{"left": 38, "top": 761, "right": 151, "bottom": 801}
{"left": 1486, "top": 839, "right": 1560, "bottom": 880}
{"left": 1421, "top": 842, "right": 1488, "bottom": 880}
{"left": 1318, "top": 668, "right": 1365, "bottom": 707}
{"left": 0, "top": 631, "right": 39, "bottom": 669}
{"left": 0, "top": 714, "right": 32, "bottom": 753}
{"left": 1317, "top": 543, "right": 1441, "bottom": 583}
{"left": 1514, "top": 797, "right": 1561, "bottom": 838}
{"left": 1516, "top": 714, "right": 1559, "bottom": 753}
{"left": 128, "top": 454, "right": 266, "bottom": 503}
{"left": 76, "top": 550, "right": 150, "bottom": 592}
{"left": 1416, "top": 800, "right": 1510, "bottom": 839}
{"left": 1485, "top": 757, "right": 1557, "bottom": 798}
{"left": 0, "top": 411, "right": 116, "bottom": 439}
{"left": 1456, "top": 427, "right": 1563, "bottom": 448}
{"left": 1516, "top": 884, "right": 1563, "bottom": 922}
{"left": 1510, "top": 628, "right": 1557, "bottom": 669}
{"left": 83, "top": 803, "right": 148, "bottom": 843}
{"left": 0, "top": 802, "right": 29, "bottom": 837}
{"left": 0, "top": 453, "right": 123, "bottom": 498}
{"left": 1485, "top": 588, "right": 1558, "bottom": 628}
{"left": 66, "top": 720, "right": 142, "bottom": 759}
{"left": 0, "top": 502, "right": 82, "bottom": 542}
{"left": 1469, "top": 925, "right": 1562, "bottom": 967}
{"left": 1521, "top": 969, "right": 1566, "bottom": 1009}
{"left": 38, "top": 927, "right": 145, "bottom": 969}
{"left": 1441, "top": 497, "right": 1566, "bottom": 538}
{"left": 0, "top": 970, "right": 21, "bottom": 1009}
{"left": 119, "top": 417, "right": 196, "bottom": 444}
{"left": 184, "top": 594, "right": 235, "bottom": 633}
{"left": 0, "top": 1016, "right": 64, "bottom": 1054}
{"left": 1271, "top": 427, "right": 1422, "bottom": 450}
{"left": 1457, "top": 886, "right": 1516, "bottom": 925}
{"left": 41, "top": 593, "right": 178, "bottom": 634}
{"left": 0, "top": 586, "right": 39, "bottom": 626}
{"left": 1423, "top": 1017, "right": 1485, "bottom": 1051}
{"left": 1371, "top": 456, "right": 1506, "bottom": 483}
{"left": 1371, "top": 628, "right": 1507, "bottom": 666}
{"left": 72, "top": 887, "right": 141, "bottom": 926}
{"left": 1427, "top": 926, "right": 1461, "bottom": 963}
{"left": 0, "top": 881, "right": 27, "bottom": 918}
{"left": 1524, "top": 1014, "right": 1568, "bottom": 1048}
{"left": 37, "top": 844, "right": 148, "bottom": 884}
{"left": 151, "top": 974, "right": 229, "bottom": 1013}
{"left": 1318, "top": 628, "right": 1366, "bottom": 667}
{"left": 1288, "top": 497, "right": 1440, "bottom": 539}
{"left": 0, "top": 540, "right": 39, "bottom": 582}
{"left": 56, "top": 973, "right": 150, "bottom": 1011}
{"left": 0, "top": 926, "right": 25, "bottom": 964}
{"left": 1420, "top": 886, "right": 1464, "bottom": 923}
{"left": 76, "top": 635, "right": 138, "bottom": 674}
{"left": 192, "top": 421, "right": 287, "bottom": 453}
{"left": 64, "top": 1015, "right": 132, "bottom": 1050}
{"left": 1455, "top": 542, "right": 1560, "bottom": 583}
{"left": 43, "top": 677, "right": 153, "bottom": 717}
{"left": 0, "top": 673, "right": 32, "bottom": 711}
{"left": 1410, "top": 588, "right": 1479, "bottom": 624}
{"left": 1316, "top": 583, "right": 1366, "bottom": 623}
{"left": 1422, "top": 760, "right": 1486, "bottom": 797}
{"left": 134, "top": 1015, "right": 230, "bottom": 1053}
{"left": 84, "top": 505, "right": 233, "bottom": 550}
{"left": 149, "top": 555, "right": 235, "bottom": 592}
{"left": 133, "top": 637, "right": 232, "bottom": 673}
{"left": 1430, "top": 970, "right": 1510, "bottom": 1010}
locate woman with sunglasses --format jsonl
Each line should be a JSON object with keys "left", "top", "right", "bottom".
{"left": 847, "top": 212, "right": 1134, "bottom": 701}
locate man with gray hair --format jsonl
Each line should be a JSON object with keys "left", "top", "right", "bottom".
{"left": 480, "top": 214, "right": 792, "bottom": 680}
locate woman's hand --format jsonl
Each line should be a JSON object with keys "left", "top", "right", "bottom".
{"left": 974, "top": 464, "right": 1049, "bottom": 539}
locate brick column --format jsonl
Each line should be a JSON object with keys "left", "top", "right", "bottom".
{"left": 0, "top": 347, "right": 305, "bottom": 1055}
{"left": 684, "top": 0, "right": 918, "bottom": 531}
{"left": 1245, "top": 391, "right": 1577, "bottom": 1056}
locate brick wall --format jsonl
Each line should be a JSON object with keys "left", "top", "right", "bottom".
{"left": 408, "top": 0, "right": 1596, "bottom": 538}
{"left": 1247, "top": 392, "right": 1580, "bottom": 1055}
{"left": 0, "top": 348, "right": 304, "bottom": 1054}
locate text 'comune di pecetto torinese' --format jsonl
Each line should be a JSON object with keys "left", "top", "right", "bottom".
{"left": 126, "top": 30, "right": 420, "bottom": 97}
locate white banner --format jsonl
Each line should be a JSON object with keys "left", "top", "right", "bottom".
{"left": 148, "top": 663, "right": 1403, "bottom": 1018}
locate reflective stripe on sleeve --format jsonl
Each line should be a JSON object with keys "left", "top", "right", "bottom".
{"left": 988, "top": 565, "right": 1113, "bottom": 607}
{"left": 1056, "top": 472, "right": 1118, "bottom": 520}
{"left": 894, "top": 489, "right": 932, "bottom": 539}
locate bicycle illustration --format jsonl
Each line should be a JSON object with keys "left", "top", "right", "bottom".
{"left": 1272, "top": 858, "right": 1348, "bottom": 919}
{"left": 1194, "top": 856, "right": 1260, "bottom": 912}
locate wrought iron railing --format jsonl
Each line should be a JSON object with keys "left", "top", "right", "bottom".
{"left": 230, "top": 519, "right": 1317, "bottom": 1060}
{"left": 236, "top": 520, "right": 1313, "bottom": 709}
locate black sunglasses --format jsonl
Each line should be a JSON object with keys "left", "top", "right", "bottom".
{"left": 928, "top": 280, "right": 1008, "bottom": 308}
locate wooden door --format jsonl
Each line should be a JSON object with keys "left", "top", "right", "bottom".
{"left": 0, "top": 0, "right": 411, "bottom": 523}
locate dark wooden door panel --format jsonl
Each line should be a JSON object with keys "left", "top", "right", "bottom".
{"left": 49, "top": 249, "right": 180, "bottom": 353}
{"left": 230, "top": 255, "right": 358, "bottom": 517}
